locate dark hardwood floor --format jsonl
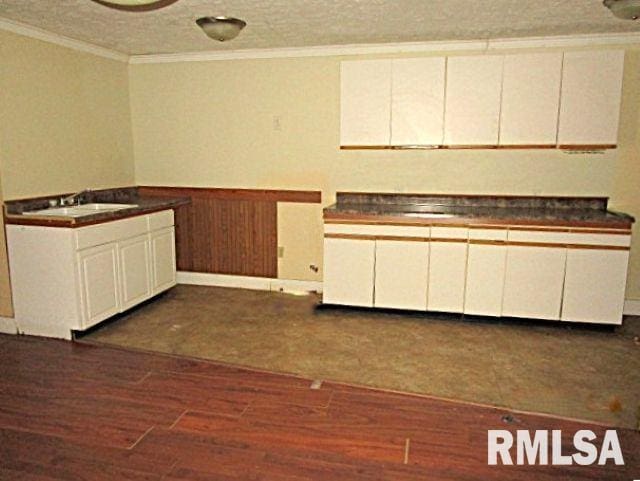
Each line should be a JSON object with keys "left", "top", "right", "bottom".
{"left": 0, "top": 334, "right": 637, "bottom": 480}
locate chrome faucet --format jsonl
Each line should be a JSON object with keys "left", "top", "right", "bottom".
{"left": 60, "top": 189, "right": 91, "bottom": 206}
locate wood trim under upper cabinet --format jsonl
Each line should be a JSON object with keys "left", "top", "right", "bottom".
{"left": 495, "top": 145, "right": 557, "bottom": 149}
{"left": 339, "top": 144, "right": 616, "bottom": 150}
{"left": 558, "top": 144, "right": 617, "bottom": 150}
{"left": 440, "top": 145, "right": 499, "bottom": 150}
{"left": 137, "top": 186, "right": 321, "bottom": 204}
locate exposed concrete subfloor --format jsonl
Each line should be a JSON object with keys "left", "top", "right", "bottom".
{"left": 81, "top": 285, "right": 640, "bottom": 429}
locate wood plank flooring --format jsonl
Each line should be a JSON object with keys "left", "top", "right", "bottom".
{"left": 0, "top": 334, "right": 638, "bottom": 480}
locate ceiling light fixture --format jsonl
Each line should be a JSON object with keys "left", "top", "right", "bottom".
{"left": 90, "top": 0, "right": 179, "bottom": 12}
{"left": 603, "top": 0, "right": 640, "bottom": 19}
{"left": 196, "top": 16, "right": 247, "bottom": 42}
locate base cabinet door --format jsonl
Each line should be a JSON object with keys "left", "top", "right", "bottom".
{"left": 77, "top": 243, "right": 120, "bottom": 329}
{"left": 502, "top": 246, "right": 566, "bottom": 320}
{"left": 118, "top": 234, "right": 152, "bottom": 310}
{"left": 428, "top": 228, "right": 468, "bottom": 313}
{"left": 323, "top": 238, "right": 375, "bottom": 307}
{"left": 374, "top": 240, "right": 429, "bottom": 310}
{"left": 464, "top": 243, "right": 507, "bottom": 316}
{"left": 150, "top": 227, "right": 177, "bottom": 294}
{"left": 561, "top": 249, "right": 629, "bottom": 325}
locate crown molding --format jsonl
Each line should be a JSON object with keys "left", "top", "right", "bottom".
{"left": 129, "top": 31, "right": 640, "bottom": 64}
{"left": 1, "top": 15, "right": 639, "bottom": 65}
{"left": 0, "top": 17, "right": 129, "bottom": 63}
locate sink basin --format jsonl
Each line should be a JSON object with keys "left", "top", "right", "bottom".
{"left": 24, "top": 203, "right": 138, "bottom": 218}
{"left": 74, "top": 203, "right": 138, "bottom": 211}
{"left": 404, "top": 212, "right": 454, "bottom": 219}
{"left": 24, "top": 207, "right": 92, "bottom": 217}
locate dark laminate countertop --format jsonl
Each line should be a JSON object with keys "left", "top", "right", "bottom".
{"left": 324, "top": 194, "right": 635, "bottom": 229}
{"left": 4, "top": 187, "right": 190, "bottom": 228}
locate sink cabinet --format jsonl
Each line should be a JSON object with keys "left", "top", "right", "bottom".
{"left": 323, "top": 221, "right": 632, "bottom": 325}
{"left": 7, "top": 210, "right": 177, "bottom": 339}
{"left": 150, "top": 227, "right": 177, "bottom": 294}
{"left": 118, "top": 234, "right": 152, "bottom": 311}
{"left": 78, "top": 242, "right": 121, "bottom": 325}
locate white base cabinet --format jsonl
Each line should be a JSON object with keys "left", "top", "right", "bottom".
{"left": 464, "top": 243, "right": 507, "bottom": 317}
{"left": 150, "top": 227, "right": 177, "bottom": 294}
{"left": 463, "top": 229, "right": 508, "bottom": 317}
{"left": 7, "top": 210, "right": 177, "bottom": 339}
{"left": 374, "top": 240, "right": 429, "bottom": 310}
{"left": 561, "top": 249, "right": 630, "bottom": 324}
{"left": 427, "top": 227, "right": 468, "bottom": 313}
{"left": 118, "top": 234, "right": 152, "bottom": 310}
{"left": 79, "top": 243, "right": 121, "bottom": 325}
{"left": 322, "top": 237, "right": 375, "bottom": 307}
{"left": 502, "top": 246, "right": 566, "bottom": 320}
{"left": 323, "top": 222, "right": 631, "bottom": 325}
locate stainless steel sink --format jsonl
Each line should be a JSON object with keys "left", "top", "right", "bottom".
{"left": 73, "top": 203, "right": 138, "bottom": 211}
{"left": 24, "top": 203, "right": 138, "bottom": 218}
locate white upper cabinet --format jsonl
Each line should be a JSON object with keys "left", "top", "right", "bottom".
{"left": 444, "top": 55, "right": 504, "bottom": 146}
{"left": 340, "top": 59, "right": 392, "bottom": 146}
{"left": 390, "top": 57, "right": 445, "bottom": 146}
{"left": 557, "top": 50, "right": 625, "bottom": 146}
{"left": 499, "top": 53, "right": 563, "bottom": 146}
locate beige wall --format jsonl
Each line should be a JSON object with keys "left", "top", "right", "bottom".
{"left": 130, "top": 46, "right": 640, "bottom": 299}
{"left": 0, "top": 170, "right": 14, "bottom": 318}
{"left": 611, "top": 50, "right": 640, "bottom": 300}
{"left": 1, "top": 29, "right": 638, "bottom": 299}
{"left": 0, "top": 30, "right": 135, "bottom": 200}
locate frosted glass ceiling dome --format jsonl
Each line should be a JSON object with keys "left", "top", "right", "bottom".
{"left": 90, "top": 0, "right": 179, "bottom": 11}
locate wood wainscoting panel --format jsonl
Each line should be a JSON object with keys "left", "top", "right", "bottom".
{"left": 139, "top": 187, "right": 321, "bottom": 278}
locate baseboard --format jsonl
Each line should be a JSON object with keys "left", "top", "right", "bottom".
{"left": 623, "top": 299, "right": 640, "bottom": 316}
{"left": 177, "top": 272, "right": 323, "bottom": 294}
{"left": 0, "top": 316, "right": 18, "bottom": 335}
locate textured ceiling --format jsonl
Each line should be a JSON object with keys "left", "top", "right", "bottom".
{"left": 0, "top": 0, "right": 638, "bottom": 56}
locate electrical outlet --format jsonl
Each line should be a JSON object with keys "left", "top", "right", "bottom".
{"left": 277, "top": 246, "right": 284, "bottom": 258}
{"left": 273, "top": 116, "right": 282, "bottom": 131}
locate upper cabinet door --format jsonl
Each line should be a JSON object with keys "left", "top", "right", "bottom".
{"left": 499, "top": 53, "right": 563, "bottom": 146}
{"left": 444, "top": 55, "right": 504, "bottom": 146}
{"left": 390, "top": 57, "right": 445, "bottom": 146}
{"left": 557, "top": 50, "right": 625, "bottom": 146}
{"left": 340, "top": 59, "right": 391, "bottom": 146}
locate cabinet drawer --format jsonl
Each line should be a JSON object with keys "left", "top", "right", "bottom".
{"left": 148, "top": 210, "right": 174, "bottom": 231}
{"left": 75, "top": 215, "right": 148, "bottom": 250}
{"left": 430, "top": 226, "right": 468, "bottom": 240}
{"left": 468, "top": 228, "right": 507, "bottom": 242}
{"left": 507, "top": 229, "right": 630, "bottom": 247}
{"left": 324, "top": 223, "right": 430, "bottom": 238}
{"left": 564, "top": 232, "right": 630, "bottom": 247}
